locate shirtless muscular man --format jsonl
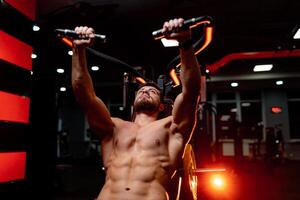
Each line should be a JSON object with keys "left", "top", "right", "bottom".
{"left": 72, "top": 18, "right": 200, "bottom": 200}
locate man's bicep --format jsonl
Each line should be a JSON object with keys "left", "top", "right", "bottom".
{"left": 172, "top": 93, "right": 184, "bottom": 123}
{"left": 85, "top": 96, "right": 114, "bottom": 138}
{"left": 172, "top": 93, "right": 199, "bottom": 134}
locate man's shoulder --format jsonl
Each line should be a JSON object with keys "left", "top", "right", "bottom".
{"left": 111, "top": 117, "right": 123, "bottom": 122}
{"left": 159, "top": 115, "right": 173, "bottom": 122}
{"left": 111, "top": 117, "right": 134, "bottom": 127}
{"left": 153, "top": 116, "right": 174, "bottom": 128}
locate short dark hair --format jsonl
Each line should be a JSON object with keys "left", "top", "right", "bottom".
{"left": 138, "top": 82, "right": 161, "bottom": 91}
{"left": 138, "top": 82, "right": 163, "bottom": 101}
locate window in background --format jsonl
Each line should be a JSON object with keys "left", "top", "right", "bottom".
{"left": 217, "top": 92, "right": 235, "bottom": 100}
{"left": 240, "top": 91, "right": 261, "bottom": 101}
{"left": 240, "top": 101, "right": 263, "bottom": 139}
{"left": 216, "top": 103, "right": 237, "bottom": 139}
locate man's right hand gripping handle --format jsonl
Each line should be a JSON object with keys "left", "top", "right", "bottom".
{"left": 73, "top": 26, "right": 96, "bottom": 48}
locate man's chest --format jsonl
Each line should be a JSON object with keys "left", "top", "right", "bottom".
{"left": 113, "top": 119, "right": 172, "bottom": 151}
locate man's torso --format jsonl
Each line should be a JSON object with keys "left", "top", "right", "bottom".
{"left": 98, "top": 116, "right": 184, "bottom": 200}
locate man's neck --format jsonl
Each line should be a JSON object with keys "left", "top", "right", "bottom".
{"left": 134, "top": 111, "right": 158, "bottom": 127}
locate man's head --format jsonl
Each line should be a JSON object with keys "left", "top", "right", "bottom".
{"left": 133, "top": 82, "right": 164, "bottom": 114}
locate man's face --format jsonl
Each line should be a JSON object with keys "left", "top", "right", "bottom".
{"left": 133, "top": 86, "right": 161, "bottom": 113}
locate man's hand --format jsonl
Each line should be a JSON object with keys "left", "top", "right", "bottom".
{"left": 162, "top": 18, "right": 192, "bottom": 43}
{"left": 73, "top": 26, "right": 96, "bottom": 48}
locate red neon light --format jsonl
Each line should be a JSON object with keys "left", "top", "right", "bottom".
{"left": 135, "top": 77, "right": 146, "bottom": 84}
{"left": 195, "top": 26, "right": 213, "bottom": 54}
{"left": 271, "top": 106, "right": 282, "bottom": 114}
{"left": 4, "top": 0, "right": 36, "bottom": 20}
{"left": 0, "top": 31, "right": 33, "bottom": 70}
{"left": 170, "top": 25, "right": 214, "bottom": 87}
{"left": 0, "top": 152, "right": 26, "bottom": 183}
{"left": 170, "top": 69, "right": 180, "bottom": 86}
{"left": 207, "top": 49, "right": 300, "bottom": 74}
{"left": 0, "top": 91, "right": 30, "bottom": 124}
{"left": 61, "top": 37, "right": 73, "bottom": 48}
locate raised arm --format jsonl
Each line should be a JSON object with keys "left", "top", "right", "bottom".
{"left": 72, "top": 26, "right": 114, "bottom": 139}
{"left": 164, "top": 19, "right": 201, "bottom": 142}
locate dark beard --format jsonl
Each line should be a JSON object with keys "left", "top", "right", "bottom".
{"left": 134, "top": 100, "right": 159, "bottom": 113}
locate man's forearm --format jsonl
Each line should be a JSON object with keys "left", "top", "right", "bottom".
{"left": 179, "top": 46, "right": 201, "bottom": 96}
{"left": 72, "top": 47, "right": 96, "bottom": 105}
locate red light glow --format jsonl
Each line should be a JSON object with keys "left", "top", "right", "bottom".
{"left": 0, "top": 152, "right": 26, "bottom": 183}
{"left": 207, "top": 49, "right": 300, "bottom": 74}
{"left": 271, "top": 106, "right": 282, "bottom": 114}
{"left": 0, "top": 91, "right": 30, "bottom": 123}
{"left": 61, "top": 37, "right": 73, "bottom": 48}
{"left": 212, "top": 176, "right": 224, "bottom": 188}
{"left": 135, "top": 77, "right": 146, "bottom": 84}
{"left": 4, "top": 0, "right": 36, "bottom": 20}
{"left": 0, "top": 31, "right": 33, "bottom": 70}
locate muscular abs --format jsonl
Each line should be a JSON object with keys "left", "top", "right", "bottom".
{"left": 97, "top": 116, "right": 184, "bottom": 200}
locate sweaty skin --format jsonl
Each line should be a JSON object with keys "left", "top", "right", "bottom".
{"left": 72, "top": 18, "right": 200, "bottom": 200}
